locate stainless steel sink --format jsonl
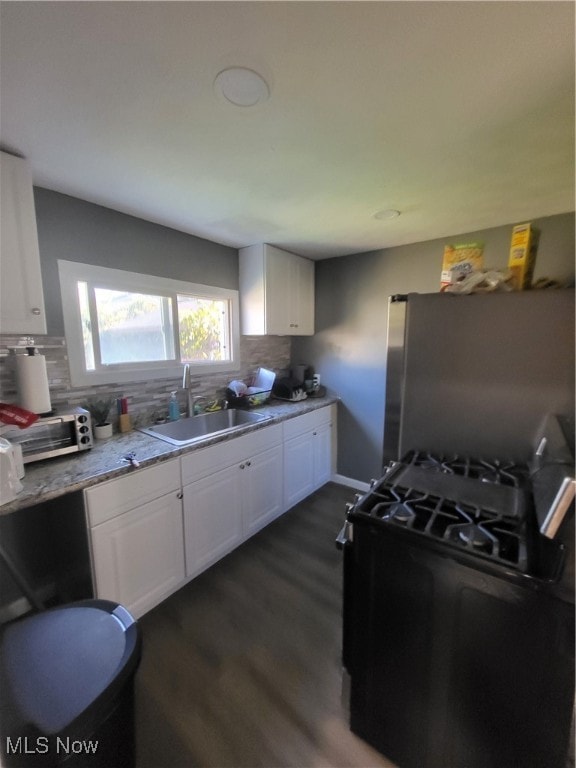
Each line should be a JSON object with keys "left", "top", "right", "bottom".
{"left": 138, "top": 409, "right": 271, "bottom": 446}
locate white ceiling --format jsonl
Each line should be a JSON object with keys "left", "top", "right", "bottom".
{"left": 1, "top": 1, "right": 574, "bottom": 259}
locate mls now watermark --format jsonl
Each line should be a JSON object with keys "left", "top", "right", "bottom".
{"left": 5, "top": 736, "right": 99, "bottom": 756}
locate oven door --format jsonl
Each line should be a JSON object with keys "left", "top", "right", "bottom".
{"left": 345, "top": 517, "right": 575, "bottom": 768}
{"left": 347, "top": 518, "right": 435, "bottom": 768}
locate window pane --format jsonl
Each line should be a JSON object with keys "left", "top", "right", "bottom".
{"left": 177, "top": 295, "right": 230, "bottom": 362}
{"left": 94, "top": 288, "right": 175, "bottom": 364}
{"left": 77, "top": 281, "right": 95, "bottom": 371}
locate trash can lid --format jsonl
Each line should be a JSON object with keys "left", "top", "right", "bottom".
{"left": 1, "top": 601, "right": 140, "bottom": 735}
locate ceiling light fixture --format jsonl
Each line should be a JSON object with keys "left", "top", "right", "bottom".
{"left": 373, "top": 208, "right": 401, "bottom": 220}
{"left": 214, "top": 67, "right": 270, "bottom": 107}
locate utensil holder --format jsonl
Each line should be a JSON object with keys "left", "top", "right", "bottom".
{"left": 119, "top": 414, "right": 132, "bottom": 433}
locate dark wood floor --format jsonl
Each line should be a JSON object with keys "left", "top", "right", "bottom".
{"left": 134, "top": 482, "right": 395, "bottom": 768}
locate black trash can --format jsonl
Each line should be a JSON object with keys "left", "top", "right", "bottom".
{"left": 0, "top": 600, "right": 142, "bottom": 768}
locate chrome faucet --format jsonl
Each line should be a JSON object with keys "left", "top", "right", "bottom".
{"left": 182, "top": 364, "right": 192, "bottom": 417}
{"left": 182, "top": 364, "right": 210, "bottom": 417}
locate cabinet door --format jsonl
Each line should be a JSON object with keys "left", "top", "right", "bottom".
{"left": 183, "top": 465, "right": 243, "bottom": 578}
{"left": 0, "top": 152, "right": 46, "bottom": 334}
{"left": 313, "top": 421, "right": 333, "bottom": 489}
{"left": 284, "top": 431, "right": 315, "bottom": 510}
{"left": 243, "top": 444, "right": 284, "bottom": 535}
{"left": 266, "top": 246, "right": 292, "bottom": 334}
{"left": 275, "top": 249, "right": 314, "bottom": 335}
{"left": 90, "top": 491, "right": 185, "bottom": 619}
{"left": 292, "top": 255, "right": 315, "bottom": 335}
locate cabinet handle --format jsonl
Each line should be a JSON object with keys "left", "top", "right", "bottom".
{"left": 31, "top": 308, "right": 41, "bottom": 315}
{"left": 313, "top": 431, "right": 317, "bottom": 436}
{"left": 176, "top": 491, "right": 183, "bottom": 499}
{"left": 246, "top": 460, "right": 251, "bottom": 467}
{"left": 240, "top": 463, "right": 245, "bottom": 469}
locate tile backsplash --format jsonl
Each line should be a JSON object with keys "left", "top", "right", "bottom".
{"left": 0, "top": 334, "right": 291, "bottom": 428}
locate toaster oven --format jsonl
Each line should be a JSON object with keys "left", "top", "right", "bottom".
{"left": 0, "top": 407, "right": 93, "bottom": 464}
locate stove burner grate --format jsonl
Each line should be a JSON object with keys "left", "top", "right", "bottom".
{"left": 354, "top": 474, "right": 528, "bottom": 571}
{"left": 403, "top": 450, "right": 530, "bottom": 489}
{"left": 370, "top": 488, "right": 435, "bottom": 530}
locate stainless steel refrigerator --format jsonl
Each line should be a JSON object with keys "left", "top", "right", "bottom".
{"left": 383, "top": 289, "right": 575, "bottom": 465}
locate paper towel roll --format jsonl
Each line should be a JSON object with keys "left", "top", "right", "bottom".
{"left": 15, "top": 352, "right": 52, "bottom": 414}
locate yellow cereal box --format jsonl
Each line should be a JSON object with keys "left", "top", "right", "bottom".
{"left": 441, "top": 242, "right": 484, "bottom": 290}
{"left": 508, "top": 223, "right": 537, "bottom": 290}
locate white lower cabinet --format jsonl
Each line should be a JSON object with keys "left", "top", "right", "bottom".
{"left": 85, "top": 458, "right": 185, "bottom": 619}
{"left": 182, "top": 424, "right": 283, "bottom": 579}
{"left": 284, "top": 430, "right": 315, "bottom": 508}
{"left": 242, "top": 444, "right": 283, "bottom": 536}
{"left": 89, "top": 493, "right": 185, "bottom": 618}
{"left": 85, "top": 407, "right": 335, "bottom": 617}
{"left": 283, "top": 406, "right": 335, "bottom": 510}
{"left": 183, "top": 464, "right": 244, "bottom": 578}
{"left": 313, "top": 421, "right": 333, "bottom": 488}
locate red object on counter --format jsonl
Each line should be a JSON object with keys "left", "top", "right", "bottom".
{"left": 0, "top": 403, "right": 39, "bottom": 428}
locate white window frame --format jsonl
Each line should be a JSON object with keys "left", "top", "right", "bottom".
{"left": 58, "top": 260, "right": 241, "bottom": 386}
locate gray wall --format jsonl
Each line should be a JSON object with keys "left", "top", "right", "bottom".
{"left": 34, "top": 188, "right": 239, "bottom": 336}
{"left": 292, "top": 212, "right": 575, "bottom": 482}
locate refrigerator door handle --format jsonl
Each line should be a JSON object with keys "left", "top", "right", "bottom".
{"left": 382, "top": 295, "right": 408, "bottom": 465}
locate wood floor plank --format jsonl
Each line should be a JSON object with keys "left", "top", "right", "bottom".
{"left": 135, "top": 482, "right": 395, "bottom": 768}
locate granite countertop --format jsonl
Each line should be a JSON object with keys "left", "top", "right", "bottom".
{"left": 1, "top": 396, "right": 339, "bottom": 515}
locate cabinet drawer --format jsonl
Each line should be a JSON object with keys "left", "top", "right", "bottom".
{"left": 282, "top": 406, "right": 332, "bottom": 440}
{"left": 85, "top": 458, "right": 181, "bottom": 527}
{"left": 181, "top": 423, "right": 282, "bottom": 484}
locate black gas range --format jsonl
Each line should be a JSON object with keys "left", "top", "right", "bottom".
{"left": 346, "top": 450, "right": 568, "bottom": 581}
{"left": 338, "top": 450, "right": 574, "bottom": 768}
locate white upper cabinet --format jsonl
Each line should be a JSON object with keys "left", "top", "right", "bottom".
{"left": 239, "top": 243, "right": 314, "bottom": 335}
{"left": 0, "top": 152, "right": 47, "bottom": 334}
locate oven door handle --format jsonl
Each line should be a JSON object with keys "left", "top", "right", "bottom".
{"left": 335, "top": 520, "right": 353, "bottom": 550}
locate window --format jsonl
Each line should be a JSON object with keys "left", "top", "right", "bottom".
{"left": 59, "top": 260, "right": 240, "bottom": 386}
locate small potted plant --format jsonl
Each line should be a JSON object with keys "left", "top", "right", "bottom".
{"left": 87, "top": 397, "right": 114, "bottom": 439}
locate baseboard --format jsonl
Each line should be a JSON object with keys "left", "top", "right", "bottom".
{"left": 331, "top": 474, "right": 370, "bottom": 493}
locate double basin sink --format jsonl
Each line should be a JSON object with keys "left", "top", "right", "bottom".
{"left": 138, "top": 409, "right": 271, "bottom": 446}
